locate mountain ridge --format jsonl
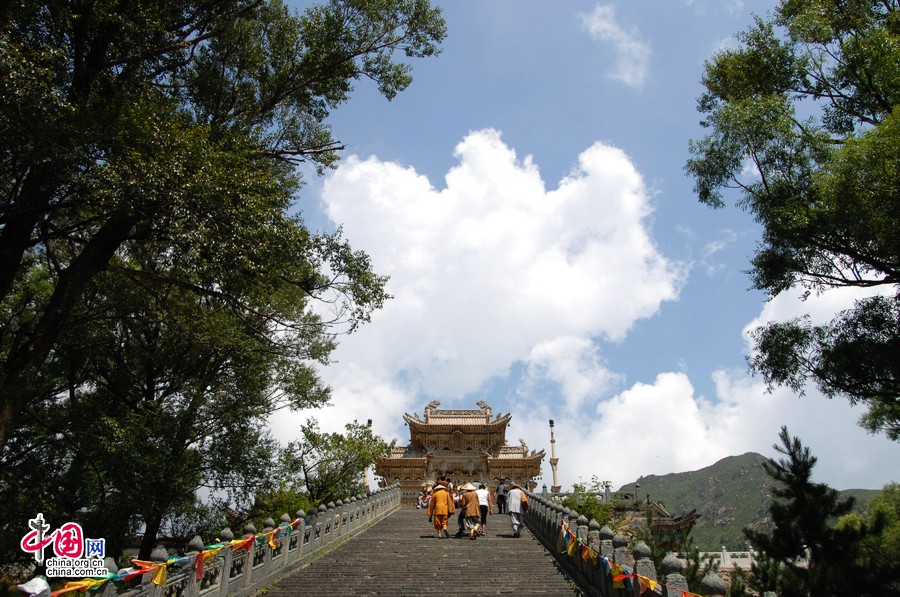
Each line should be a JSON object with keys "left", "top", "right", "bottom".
{"left": 614, "top": 452, "right": 882, "bottom": 551}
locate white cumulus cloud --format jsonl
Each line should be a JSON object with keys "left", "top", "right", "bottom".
{"left": 512, "top": 366, "right": 896, "bottom": 492}
{"left": 271, "top": 129, "right": 683, "bottom": 448}
{"left": 269, "top": 130, "right": 896, "bottom": 495}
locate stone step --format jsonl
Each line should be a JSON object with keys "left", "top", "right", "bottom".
{"left": 265, "top": 506, "right": 582, "bottom": 596}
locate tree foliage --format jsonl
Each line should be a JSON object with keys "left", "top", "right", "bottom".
{"left": 686, "top": 0, "right": 900, "bottom": 439}
{"left": 0, "top": 0, "right": 445, "bottom": 451}
{"left": 561, "top": 476, "right": 614, "bottom": 528}
{"left": 743, "top": 427, "right": 896, "bottom": 596}
{"left": 833, "top": 482, "right": 900, "bottom": 595}
{"left": 274, "top": 419, "right": 392, "bottom": 506}
{"left": 0, "top": 0, "right": 444, "bottom": 566}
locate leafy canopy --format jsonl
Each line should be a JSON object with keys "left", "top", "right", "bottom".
{"left": 0, "top": 0, "right": 444, "bottom": 565}
{"left": 686, "top": 0, "right": 900, "bottom": 439}
{"left": 274, "top": 419, "right": 393, "bottom": 506}
{"left": 0, "top": 0, "right": 446, "bottom": 451}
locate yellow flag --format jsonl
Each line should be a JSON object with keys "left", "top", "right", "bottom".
{"left": 611, "top": 563, "right": 624, "bottom": 588}
{"left": 151, "top": 563, "right": 168, "bottom": 587}
{"left": 639, "top": 575, "right": 657, "bottom": 593}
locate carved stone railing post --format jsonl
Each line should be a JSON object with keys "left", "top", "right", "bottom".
{"left": 585, "top": 519, "right": 602, "bottom": 589}
{"left": 559, "top": 510, "right": 580, "bottom": 585}
{"left": 258, "top": 518, "right": 275, "bottom": 581}
{"left": 316, "top": 503, "right": 329, "bottom": 548}
{"left": 309, "top": 506, "right": 322, "bottom": 553}
{"left": 217, "top": 527, "right": 234, "bottom": 597}
{"left": 529, "top": 493, "right": 546, "bottom": 536}
{"left": 274, "top": 513, "right": 290, "bottom": 570}
{"left": 290, "top": 510, "right": 305, "bottom": 560}
{"left": 598, "top": 525, "right": 614, "bottom": 596}
{"left": 99, "top": 558, "right": 118, "bottom": 597}
{"left": 145, "top": 545, "right": 168, "bottom": 597}
{"left": 612, "top": 532, "right": 633, "bottom": 597}
{"left": 549, "top": 502, "right": 564, "bottom": 541}
{"left": 363, "top": 490, "right": 374, "bottom": 522}
{"left": 338, "top": 499, "right": 349, "bottom": 535}
{"left": 659, "top": 553, "right": 689, "bottom": 597}
{"left": 347, "top": 497, "right": 358, "bottom": 533}
{"left": 183, "top": 535, "right": 204, "bottom": 597}
{"left": 574, "top": 515, "right": 589, "bottom": 579}
{"left": 326, "top": 502, "right": 339, "bottom": 546}
{"left": 700, "top": 571, "right": 727, "bottom": 597}
{"left": 240, "top": 522, "right": 257, "bottom": 592}
{"left": 632, "top": 541, "right": 656, "bottom": 597}
{"left": 333, "top": 500, "right": 344, "bottom": 537}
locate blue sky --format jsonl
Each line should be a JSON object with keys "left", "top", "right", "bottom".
{"left": 274, "top": 0, "right": 898, "bottom": 491}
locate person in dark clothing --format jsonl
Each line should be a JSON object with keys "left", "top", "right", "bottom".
{"left": 495, "top": 480, "right": 508, "bottom": 514}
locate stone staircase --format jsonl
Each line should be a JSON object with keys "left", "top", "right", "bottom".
{"left": 264, "top": 506, "right": 582, "bottom": 596}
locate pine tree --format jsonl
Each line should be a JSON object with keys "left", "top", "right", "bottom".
{"left": 745, "top": 427, "right": 886, "bottom": 596}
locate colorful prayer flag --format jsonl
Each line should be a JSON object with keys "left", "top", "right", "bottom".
{"left": 151, "top": 563, "right": 167, "bottom": 587}
{"left": 638, "top": 575, "right": 657, "bottom": 594}
{"left": 566, "top": 534, "right": 578, "bottom": 557}
{"left": 612, "top": 563, "right": 625, "bottom": 588}
{"left": 194, "top": 551, "right": 204, "bottom": 582}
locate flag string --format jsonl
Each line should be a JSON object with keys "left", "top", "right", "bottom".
{"left": 557, "top": 519, "right": 710, "bottom": 597}
{"left": 49, "top": 519, "right": 301, "bottom": 596}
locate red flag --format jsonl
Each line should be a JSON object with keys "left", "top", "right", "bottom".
{"left": 194, "top": 550, "right": 204, "bottom": 582}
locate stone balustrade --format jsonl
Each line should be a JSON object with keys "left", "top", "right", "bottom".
{"left": 36, "top": 484, "right": 401, "bottom": 597}
{"left": 20, "top": 484, "right": 793, "bottom": 597}
{"left": 521, "top": 489, "right": 771, "bottom": 597}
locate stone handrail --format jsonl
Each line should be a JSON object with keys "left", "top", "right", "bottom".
{"left": 31, "top": 484, "right": 401, "bottom": 597}
{"left": 521, "top": 490, "right": 778, "bottom": 597}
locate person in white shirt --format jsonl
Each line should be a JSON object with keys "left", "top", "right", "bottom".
{"left": 475, "top": 483, "right": 492, "bottom": 536}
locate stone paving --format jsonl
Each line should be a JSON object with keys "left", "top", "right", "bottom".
{"left": 264, "top": 506, "right": 582, "bottom": 596}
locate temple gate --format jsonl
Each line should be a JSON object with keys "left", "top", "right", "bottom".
{"left": 375, "top": 400, "right": 545, "bottom": 504}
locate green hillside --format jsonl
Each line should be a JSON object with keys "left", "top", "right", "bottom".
{"left": 616, "top": 453, "right": 882, "bottom": 551}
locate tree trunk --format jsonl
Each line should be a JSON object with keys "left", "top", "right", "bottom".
{"left": 0, "top": 212, "right": 136, "bottom": 452}
{"left": 138, "top": 513, "right": 164, "bottom": 561}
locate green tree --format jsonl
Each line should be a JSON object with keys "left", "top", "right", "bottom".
{"left": 244, "top": 484, "right": 314, "bottom": 530}
{"left": 744, "top": 426, "right": 888, "bottom": 596}
{"left": 681, "top": 535, "right": 720, "bottom": 595}
{"left": 162, "top": 498, "right": 230, "bottom": 549}
{"left": 834, "top": 483, "right": 900, "bottom": 594}
{"left": 561, "top": 476, "right": 614, "bottom": 528}
{"left": 0, "top": 239, "right": 315, "bottom": 561}
{"left": 685, "top": 0, "right": 900, "bottom": 439}
{"left": 869, "top": 483, "right": 900, "bottom": 560}
{"left": 0, "top": 0, "right": 445, "bottom": 565}
{"left": 747, "top": 549, "right": 786, "bottom": 596}
{"left": 0, "top": 0, "right": 446, "bottom": 451}
{"left": 276, "top": 419, "right": 392, "bottom": 506}
{"left": 727, "top": 566, "right": 753, "bottom": 597}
